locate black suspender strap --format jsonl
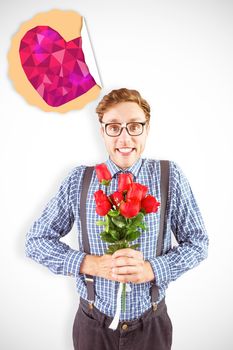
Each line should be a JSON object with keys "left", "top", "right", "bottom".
{"left": 80, "top": 160, "right": 170, "bottom": 310}
{"left": 157, "top": 160, "right": 170, "bottom": 256}
{"left": 151, "top": 160, "right": 170, "bottom": 309}
{"left": 80, "top": 166, "right": 95, "bottom": 307}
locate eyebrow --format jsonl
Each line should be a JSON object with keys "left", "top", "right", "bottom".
{"left": 104, "top": 117, "right": 141, "bottom": 123}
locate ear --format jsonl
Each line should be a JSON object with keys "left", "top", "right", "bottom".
{"left": 146, "top": 123, "right": 150, "bottom": 135}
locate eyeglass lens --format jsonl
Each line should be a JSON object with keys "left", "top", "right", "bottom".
{"left": 106, "top": 122, "right": 144, "bottom": 136}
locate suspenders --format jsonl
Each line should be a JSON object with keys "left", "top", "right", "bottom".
{"left": 80, "top": 166, "right": 95, "bottom": 304}
{"left": 152, "top": 160, "right": 169, "bottom": 309}
{"left": 80, "top": 160, "right": 170, "bottom": 310}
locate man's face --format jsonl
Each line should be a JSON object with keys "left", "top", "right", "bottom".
{"left": 100, "top": 102, "right": 150, "bottom": 169}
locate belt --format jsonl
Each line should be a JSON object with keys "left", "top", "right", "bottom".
{"left": 79, "top": 297, "right": 166, "bottom": 332}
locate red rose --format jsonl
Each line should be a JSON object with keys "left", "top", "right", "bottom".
{"left": 95, "top": 163, "right": 112, "bottom": 186}
{"left": 96, "top": 202, "right": 112, "bottom": 216}
{"left": 126, "top": 183, "right": 148, "bottom": 201}
{"left": 94, "top": 190, "right": 112, "bottom": 216}
{"left": 118, "top": 173, "right": 133, "bottom": 192}
{"left": 94, "top": 190, "right": 108, "bottom": 205}
{"left": 109, "top": 191, "right": 124, "bottom": 207}
{"left": 141, "top": 195, "right": 160, "bottom": 214}
{"left": 119, "top": 198, "right": 141, "bottom": 218}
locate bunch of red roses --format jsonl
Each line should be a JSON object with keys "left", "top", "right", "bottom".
{"left": 94, "top": 163, "right": 160, "bottom": 254}
{"left": 94, "top": 163, "right": 160, "bottom": 313}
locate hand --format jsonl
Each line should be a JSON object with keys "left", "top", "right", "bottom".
{"left": 80, "top": 250, "right": 155, "bottom": 283}
{"left": 80, "top": 254, "right": 115, "bottom": 281}
{"left": 110, "top": 248, "right": 155, "bottom": 284}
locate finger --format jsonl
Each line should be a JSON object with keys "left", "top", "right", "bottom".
{"left": 112, "top": 248, "right": 136, "bottom": 258}
{"left": 112, "top": 257, "right": 144, "bottom": 268}
{"left": 112, "top": 266, "right": 139, "bottom": 275}
{"left": 112, "top": 248, "right": 143, "bottom": 259}
{"left": 111, "top": 273, "right": 142, "bottom": 284}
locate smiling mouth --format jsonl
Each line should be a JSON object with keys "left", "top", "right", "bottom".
{"left": 116, "top": 147, "right": 135, "bottom": 155}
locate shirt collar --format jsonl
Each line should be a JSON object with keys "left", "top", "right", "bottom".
{"left": 105, "top": 157, "right": 143, "bottom": 179}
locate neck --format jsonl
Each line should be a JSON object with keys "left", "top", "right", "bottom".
{"left": 109, "top": 157, "right": 140, "bottom": 170}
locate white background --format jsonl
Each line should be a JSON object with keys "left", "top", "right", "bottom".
{"left": 1, "top": 0, "right": 233, "bottom": 349}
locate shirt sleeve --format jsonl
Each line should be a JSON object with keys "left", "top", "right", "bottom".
{"left": 25, "top": 166, "right": 87, "bottom": 277}
{"left": 148, "top": 161, "right": 209, "bottom": 287}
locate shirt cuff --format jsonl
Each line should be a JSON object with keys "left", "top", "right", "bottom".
{"left": 147, "top": 256, "right": 171, "bottom": 286}
{"left": 63, "top": 249, "right": 86, "bottom": 277}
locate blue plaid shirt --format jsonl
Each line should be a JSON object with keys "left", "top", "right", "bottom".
{"left": 26, "top": 158, "right": 208, "bottom": 321}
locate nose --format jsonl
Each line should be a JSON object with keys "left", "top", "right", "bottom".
{"left": 118, "top": 127, "right": 131, "bottom": 142}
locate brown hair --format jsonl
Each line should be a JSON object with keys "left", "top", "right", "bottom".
{"left": 96, "top": 88, "right": 150, "bottom": 123}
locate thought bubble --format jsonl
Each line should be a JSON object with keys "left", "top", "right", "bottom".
{"left": 8, "top": 9, "right": 101, "bottom": 112}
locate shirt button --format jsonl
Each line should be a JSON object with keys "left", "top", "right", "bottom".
{"left": 68, "top": 273, "right": 73, "bottom": 277}
{"left": 121, "top": 323, "right": 128, "bottom": 330}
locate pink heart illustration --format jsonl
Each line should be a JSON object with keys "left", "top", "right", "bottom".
{"left": 19, "top": 26, "right": 96, "bottom": 107}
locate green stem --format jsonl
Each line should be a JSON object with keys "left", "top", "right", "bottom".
{"left": 121, "top": 283, "right": 126, "bottom": 312}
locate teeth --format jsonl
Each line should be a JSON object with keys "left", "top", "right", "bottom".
{"left": 118, "top": 148, "right": 133, "bottom": 153}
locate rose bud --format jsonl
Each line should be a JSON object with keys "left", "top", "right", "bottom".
{"left": 94, "top": 190, "right": 109, "bottom": 205}
{"left": 118, "top": 173, "right": 133, "bottom": 192}
{"left": 94, "top": 190, "right": 112, "bottom": 216}
{"left": 95, "top": 163, "right": 112, "bottom": 186}
{"left": 119, "top": 198, "right": 141, "bottom": 218}
{"left": 109, "top": 191, "right": 124, "bottom": 207}
{"left": 96, "top": 201, "right": 112, "bottom": 216}
{"left": 126, "top": 183, "right": 148, "bottom": 201}
{"left": 141, "top": 195, "right": 160, "bottom": 214}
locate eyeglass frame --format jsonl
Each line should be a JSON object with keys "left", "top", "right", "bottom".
{"left": 101, "top": 121, "right": 147, "bottom": 137}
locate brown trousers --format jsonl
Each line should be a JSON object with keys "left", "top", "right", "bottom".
{"left": 73, "top": 298, "right": 172, "bottom": 350}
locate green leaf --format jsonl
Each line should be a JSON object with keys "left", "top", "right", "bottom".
{"left": 137, "top": 222, "right": 148, "bottom": 230}
{"left": 96, "top": 220, "right": 106, "bottom": 226}
{"left": 109, "top": 218, "right": 116, "bottom": 229}
{"left": 106, "top": 246, "right": 115, "bottom": 254}
{"left": 105, "top": 215, "right": 110, "bottom": 232}
{"left": 108, "top": 210, "right": 120, "bottom": 217}
{"left": 112, "top": 216, "right": 127, "bottom": 228}
{"left": 109, "top": 229, "right": 119, "bottom": 240}
{"left": 125, "top": 230, "right": 141, "bottom": 242}
{"left": 126, "top": 224, "right": 137, "bottom": 232}
{"left": 129, "top": 243, "right": 140, "bottom": 250}
{"left": 101, "top": 179, "right": 111, "bottom": 186}
{"left": 118, "top": 229, "right": 127, "bottom": 240}
{"left": 105, "top": 240, "right": 130, "bottom": 254}
{"left": 131, "top": 212, "right": 144, "bottom": 225}
{"left": 100, "top": 232, "right": 116, "bottom": 243}
{"left": 106, "top": 243, "right": 120, "bottom": 254}
{"left": 116, "top": 241, "right": 130, "bottom": 249}
{"left": 126, "top": 223, "right": 141, "bottom": 233}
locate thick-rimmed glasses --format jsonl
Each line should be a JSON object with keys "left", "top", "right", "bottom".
{"left": 101, "top": 121, "right": 147, "bottom": 137}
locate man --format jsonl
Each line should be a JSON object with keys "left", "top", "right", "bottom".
{"left": 26, "top": 88, "right": 208, "bottom": 350}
